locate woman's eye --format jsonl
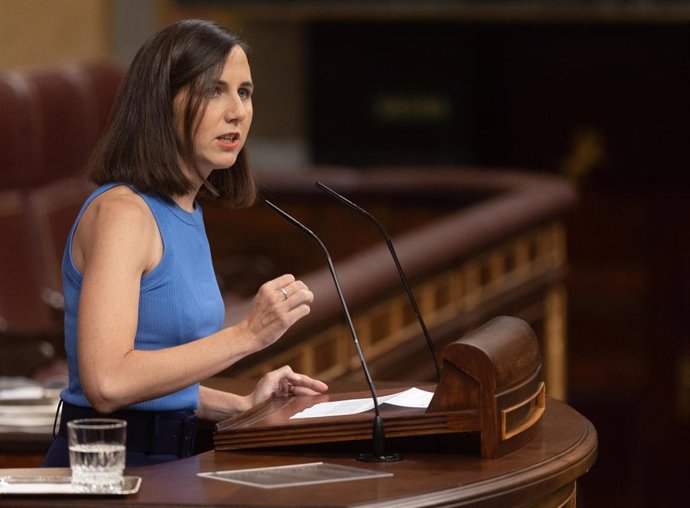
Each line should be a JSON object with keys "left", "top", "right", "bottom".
{"left": 238, "top": 87, "right": 251, "bottom": 99}
{"left": 209, "top": 87, "right": 222, "bottom": 97}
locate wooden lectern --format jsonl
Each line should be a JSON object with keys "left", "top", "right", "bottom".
{"left": 214, "top": 316, "right": 545, "bottom": 458}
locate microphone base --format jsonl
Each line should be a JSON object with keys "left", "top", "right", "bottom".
{"left": 356, "top": 452, "right": 403, "bottom": 463}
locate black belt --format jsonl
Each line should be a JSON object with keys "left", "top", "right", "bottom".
{"left": 57, "top": 400, "right": 197, "bottom": 458}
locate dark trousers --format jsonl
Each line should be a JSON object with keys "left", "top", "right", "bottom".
{"left": 42, "top": 400, "right": 197, "bottom": 467}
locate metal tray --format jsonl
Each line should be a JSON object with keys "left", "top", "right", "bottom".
{"left": 0, "top": 475, "right": 141, "bottom": 495}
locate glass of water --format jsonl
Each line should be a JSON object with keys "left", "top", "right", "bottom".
{"left": 67, "top": 418, "right": 127, "bottom": 492}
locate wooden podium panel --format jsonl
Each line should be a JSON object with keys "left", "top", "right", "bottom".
{"left": 214, "top": 385, "right": 479, "bottom": 450}
{"left": 215, "top": 316, "right": 545, "bottom": 458}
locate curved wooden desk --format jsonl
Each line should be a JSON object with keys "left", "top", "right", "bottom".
{"left": 0, "top": 399, "right": 596, "bottom": 507}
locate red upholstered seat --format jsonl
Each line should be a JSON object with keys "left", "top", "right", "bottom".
{"left": 0, "top": 71, "right": 40, "bottom": 190}
{"left": 0, "top": 189, "right": 56, "bottom": 335}
{"left": 0, "top": 61, "right": 124, "bottom": 353}
{"left": 0, "top": 61, "right": 124, "bottom": 189}
{"left": 27, "top": 177, "right": 95, "bottom": 305}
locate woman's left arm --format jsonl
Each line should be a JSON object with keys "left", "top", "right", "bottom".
{"left": 197, "top": 385, "right": 250, "bottom": 422}
{"left": 196, "top": 366, "right": 328, "bottom": 422}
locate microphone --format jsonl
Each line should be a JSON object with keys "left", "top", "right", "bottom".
{"left": 315, "top": 181, "right": 442, "bottom": 381}
{"left": 262, "top": 198, "right": 402, "bottom": 463}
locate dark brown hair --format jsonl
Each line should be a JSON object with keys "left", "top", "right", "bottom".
{"left": 89, "top": 19, "right": 255, "bottom": 206}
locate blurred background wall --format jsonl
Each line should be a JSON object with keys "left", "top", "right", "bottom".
{"left": 1, "top": 1, "right": 689, "bottom": 506}
{"left": 0, "top": 0, "right": 110, "bottom": 68}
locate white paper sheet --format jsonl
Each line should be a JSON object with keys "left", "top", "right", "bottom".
{"left": 290, "top": 387, "right": 433, "bottom": 419}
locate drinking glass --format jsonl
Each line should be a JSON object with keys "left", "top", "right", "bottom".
{"left": 67, "top": 418, "right": 127, "bottom": 492}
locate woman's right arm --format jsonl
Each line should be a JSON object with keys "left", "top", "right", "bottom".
{"left": 74, "top": 191, "right": 312, "bottom": 413}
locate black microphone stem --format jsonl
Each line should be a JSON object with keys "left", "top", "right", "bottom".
{"left": 262, "top": 198, "right": 401, "bottom": 462}
{"left": 315, "top": 181, "right": 442, "bottom": 381}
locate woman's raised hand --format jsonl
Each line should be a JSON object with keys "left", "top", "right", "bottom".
{"left": 238, "top": 274, "right": 313, "bottom": 352}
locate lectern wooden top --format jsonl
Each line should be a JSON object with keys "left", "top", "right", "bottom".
{"left": 0, "top": 399, "right": 598, "bottom": 507}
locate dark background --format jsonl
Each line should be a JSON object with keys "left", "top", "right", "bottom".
{"left": 307, "top": 20, "right": 690, "bottom": 507}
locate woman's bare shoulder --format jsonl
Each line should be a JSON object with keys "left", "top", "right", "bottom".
{"left": 82, "top": 185, "right": 157, "bottom": 231}
{"left": 73, "top": 186, "right": 160, "bottom": 272}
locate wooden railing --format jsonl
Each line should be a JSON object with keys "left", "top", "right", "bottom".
{"left": 206, "top": 167, "right": 576, "bottom": 400}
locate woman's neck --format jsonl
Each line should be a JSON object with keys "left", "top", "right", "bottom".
{"left": 174, "top": 158, "right": 205, "bottom": 212}
{"left": 171, "top": 191, "right": 198, "bottom": 212}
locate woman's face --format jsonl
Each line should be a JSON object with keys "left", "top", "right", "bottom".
{"left": 175, "top": 45, "right": 254, "bottom": 182}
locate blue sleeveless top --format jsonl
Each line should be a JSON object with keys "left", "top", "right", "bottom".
{"left": 60, "top": 183, "right": 225, "bottom": 411}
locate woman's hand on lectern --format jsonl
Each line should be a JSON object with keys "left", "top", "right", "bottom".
{"left": 248, "top": 365, "right": 328, "bottom": 406}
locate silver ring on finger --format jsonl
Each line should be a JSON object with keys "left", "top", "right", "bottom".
{"left": 280, "top": 287, "right": 289, "bottom": 300}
